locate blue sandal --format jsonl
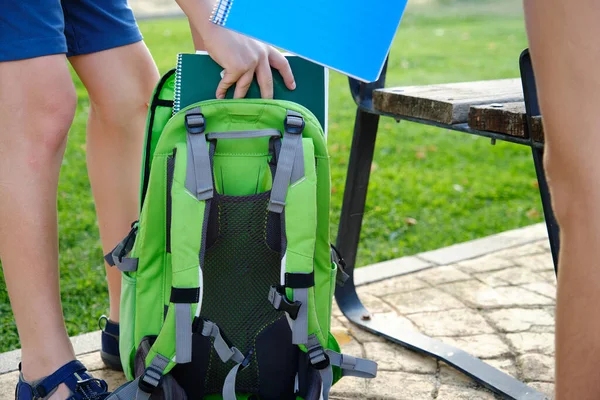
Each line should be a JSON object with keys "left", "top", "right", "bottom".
{"left": 98, "top": 316, "right": 122, "bottom": 372}
{"left": 15, "top": 360, "right": 110, "bottom": 399}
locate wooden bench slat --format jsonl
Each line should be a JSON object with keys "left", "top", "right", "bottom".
{"left": 373, "top": 79, "right": 523, "bottom": 125}
{"left": 468, "top": 102, "right": 527, "bottom": 138}
{"left": 530, "top": 116, "right": 544, "bottom": 143}
{"left": 468, "top": 102, "right": 544, "bottom": 142}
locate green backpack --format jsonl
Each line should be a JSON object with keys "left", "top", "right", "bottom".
{"left": 105, "top": 69, "right": 377, "bottom": 400}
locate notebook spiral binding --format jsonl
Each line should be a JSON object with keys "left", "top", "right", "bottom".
{"left": 210, "top": 0, "right": 234, "bottom": 26}
{"left": 173, "top": 53, "right": 183, "bottom": 115}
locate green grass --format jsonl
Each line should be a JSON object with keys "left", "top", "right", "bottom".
{"left": 0, "top": 1, "right": 540, "bottom": 352}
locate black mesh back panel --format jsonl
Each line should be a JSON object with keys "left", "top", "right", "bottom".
{"left": 200, "top": 191, "right": 287, "bottom": 395}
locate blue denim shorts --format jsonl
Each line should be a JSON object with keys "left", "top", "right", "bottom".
{"left": 0, "top": 0, "right": 143, "bottom": 62}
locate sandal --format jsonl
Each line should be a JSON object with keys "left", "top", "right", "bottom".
{"left": 15, "top": 360, "right": 111, "bottom": 400}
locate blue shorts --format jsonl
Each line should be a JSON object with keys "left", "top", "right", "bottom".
{"left": 0, "top": 0, "right": 143, "bottom": 62}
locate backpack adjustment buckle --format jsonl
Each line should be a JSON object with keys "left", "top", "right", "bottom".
{"left": 268, "top": 285, "right": 301, "bottom": 320}
{"left": 139, "top": 365, "right": 163, "bottom": 394}
{"left": 284, "top": 111, "right": 305, "bottom": 134}
{"left": 185, "top": 112, "right": 206, "bottom": 134}
{"left": 307, "top": 335, "right": 330, "bottom": 370}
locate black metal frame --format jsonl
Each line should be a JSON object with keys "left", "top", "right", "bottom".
{"left": 519, "top": 49, "right": 560, "bottom": 273}
{"left": 334, "top": 51, "right": 556, "bottom": 400}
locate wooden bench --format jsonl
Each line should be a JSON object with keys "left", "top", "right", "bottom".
{"left": 373, "top": 78, "right": 544, "bottom": 143}
{"left": 334, "top": 51, "right": 554, "bottom": 400}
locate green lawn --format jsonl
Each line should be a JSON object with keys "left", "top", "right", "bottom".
{"left": 0, "top": 1, "right": 540, "bottom": 352}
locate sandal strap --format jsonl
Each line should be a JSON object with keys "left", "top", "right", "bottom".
{"left": 33, "top": 360, "right": 87, "bottom": 398}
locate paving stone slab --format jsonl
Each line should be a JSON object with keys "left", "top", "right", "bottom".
{"left": 514, "top": 254, "right": 555, "bottom": 272}
{"left": 527, "top": 382, "right": 554, "bottom": 399}
{"left": 484, "top": 358, "right": 519, "bottom": 379}
{"left": 521, "top": 282, "right": 556, "bottom": 299}
{"left": 385, "top": 287, "right": 466, "bottom": 315}
{"left": 457, "top": 256, "right": 515, "bottom": 275}
{"left": 436, "top": 385, "right": 497, "bottom": 399}
{"left": 354, "top": 256, "right": 433, "bottom": 286}
{"left": 506, "top": 332, "right": 555, "bottom": 355}
{"left": 518, "top": 353, "right": 554, "bottom": 382}
{"left": 364, "top": 342, "right": 437, "bottom": 374}
{"left": 359, "top": 275, "right": 430, "bottom": 297}
{"left": 474, "top": 267, "right": 543, "bottom": 287}
{"left": 412, "top": 265, "right": 472, "bottom": 286}
{"left": 439, "top": 362, "right": 479, "bottom": 388}
{"left": 366, "top": 370, "right": 437, "bottom": 399}
{"left": 491, "top": 242, "right": 547, "bottom": 260}
{"left": 440, "top": 280, "right": 554, "bottom": 309}
{"left": 408, "top": 308, "right": 495, "bottom": 337}
{"left": 485, "top": 308, "right": 555, "bottom": 333}
{"left": 436, "top": 334, "right": 512, "bottom": 359}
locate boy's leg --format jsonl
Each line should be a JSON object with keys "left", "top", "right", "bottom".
{"left": 523, "top": 1, "right": 600, "bottom": 398}
{"left": 0, "top": 55, "right": 77, "bottom": 397}
{"left": 69, "top": 42, "right": 159, "bottom": 322}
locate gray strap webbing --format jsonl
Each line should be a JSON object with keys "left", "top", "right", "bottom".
{"left": 175, "top": 303, "right": 192, "bottom": 363}
{"left": 201, "top": 320, "right": 244, "bottom": 364}
{"left": 290, "top": 141, "right": 304, "bottom": 183}
{"left": 319, "top": 366, "right": 334, "bottom": 400}
{"left": 206, "top": 129, "right": 281, "bottom": 140}
{"left": 135, "top": 388, "right": 150, "bottom": 400}
{"left": 291, "top": 288, "right": 309, "bottom": 345}
{"left": 115, "top": 257, "right": 138, "bottom": 273}
{"left": 185, "top": 108, "right": 213, "bottom": 201}
{"left": 106, "top": 378, "right": 140, "bottom": 399}
{"left": 268, "top": 287, "right": 282, "bottom": 308}
{"left": 268, "top": 111, "right": 305, "bottom": 213}
{"left": 325, "top": 350, "right": 378, "bottom": 379}
{"left": 134, "top": 354, "right": 170, "bottom": 399}
{"left": 222, "top": 362, "right": 242, "bottom": 400}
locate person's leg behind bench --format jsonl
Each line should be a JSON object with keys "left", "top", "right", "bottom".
{"left": 0, "top": 1, "right": 158, "bottom": 398}
{"left": 524, "top": 1, "right": 600, "bottom": 399}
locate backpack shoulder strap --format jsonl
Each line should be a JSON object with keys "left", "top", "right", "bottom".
{"left": 139, "top": 107, "right": 213, "bottom": 396}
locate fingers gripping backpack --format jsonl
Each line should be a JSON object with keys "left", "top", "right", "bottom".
{"left": 105, "top": 70, "right": 377, "bottom": 400}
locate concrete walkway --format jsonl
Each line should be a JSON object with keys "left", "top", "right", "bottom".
{"left": 0, "top": 223, "right": 556, "bottom": 399}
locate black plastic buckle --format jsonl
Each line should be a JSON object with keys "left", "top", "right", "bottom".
{"left": 284, "top": 114, "right": 305, "bottom": 135}
{"left": 308, "top": 346, "right": 330, "bottom": 370}
{"left": 138, "top": 366, "right": 162, "bottom": 394}
{"left": 330, "top": 244, "right": 346, "bottom": 270}
{"left": 111, "top": 224, "right": 138, "bottom": 264}
{"left": 185, "top": 112, "right": 206, "bottom": 134}
{"left": 269, "top": 285, "right": 302, "bottom": 320}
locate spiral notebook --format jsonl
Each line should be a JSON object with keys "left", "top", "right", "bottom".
{"left": 209, "top": 0, "right": 407, "bottom": 82}
{"left": 173, "top": 51, "right": 329, "bottom": 134}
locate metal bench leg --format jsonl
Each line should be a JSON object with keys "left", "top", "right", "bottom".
{"left": 531, "top": 146, "right": 560, "bottom": 272}
{"left": 336, "top": 77, "right": 549, "bottom": 400}
{"left": 520, "top": 49, "right": 560, "bottom": 274}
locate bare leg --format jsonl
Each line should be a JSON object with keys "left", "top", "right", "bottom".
{"left": 523, "top": 1, "right": 600, "bottom": 398}
{"left": 69, "top": 42, "right": 159, "bottom": 322}
{"left": 0, "top": 55, "right": 76, "bottom": 399}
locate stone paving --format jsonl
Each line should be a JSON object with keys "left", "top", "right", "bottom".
{"left": 0, "top": 225, "right": 557, "bottom": 399}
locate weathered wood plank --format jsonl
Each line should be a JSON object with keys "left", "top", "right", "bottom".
{"left": 373, "top": 79, "right": 523, "bottom": 125}
{"left": 468, "top": 102, "right": 544, "bottom": 142}
{"left": 530, "top": 116, "right": 544, "bottom": 143}
{"left": 468, "top": 102, "right": 527, "bottom": 138}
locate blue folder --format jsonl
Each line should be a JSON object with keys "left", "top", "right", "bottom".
{"left": 210, "top": 0, "right": 408, "bottom": 83}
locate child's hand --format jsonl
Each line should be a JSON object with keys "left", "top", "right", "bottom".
{"left": 204, "top": 26, "right": 296, "bottom": 99}
{"left": 176, "top": 0, "right": 296, "bottom": 99}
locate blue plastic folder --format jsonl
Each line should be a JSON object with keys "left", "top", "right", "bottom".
{"left": 209, "top": 0, "right": 407, "bottom": 83}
